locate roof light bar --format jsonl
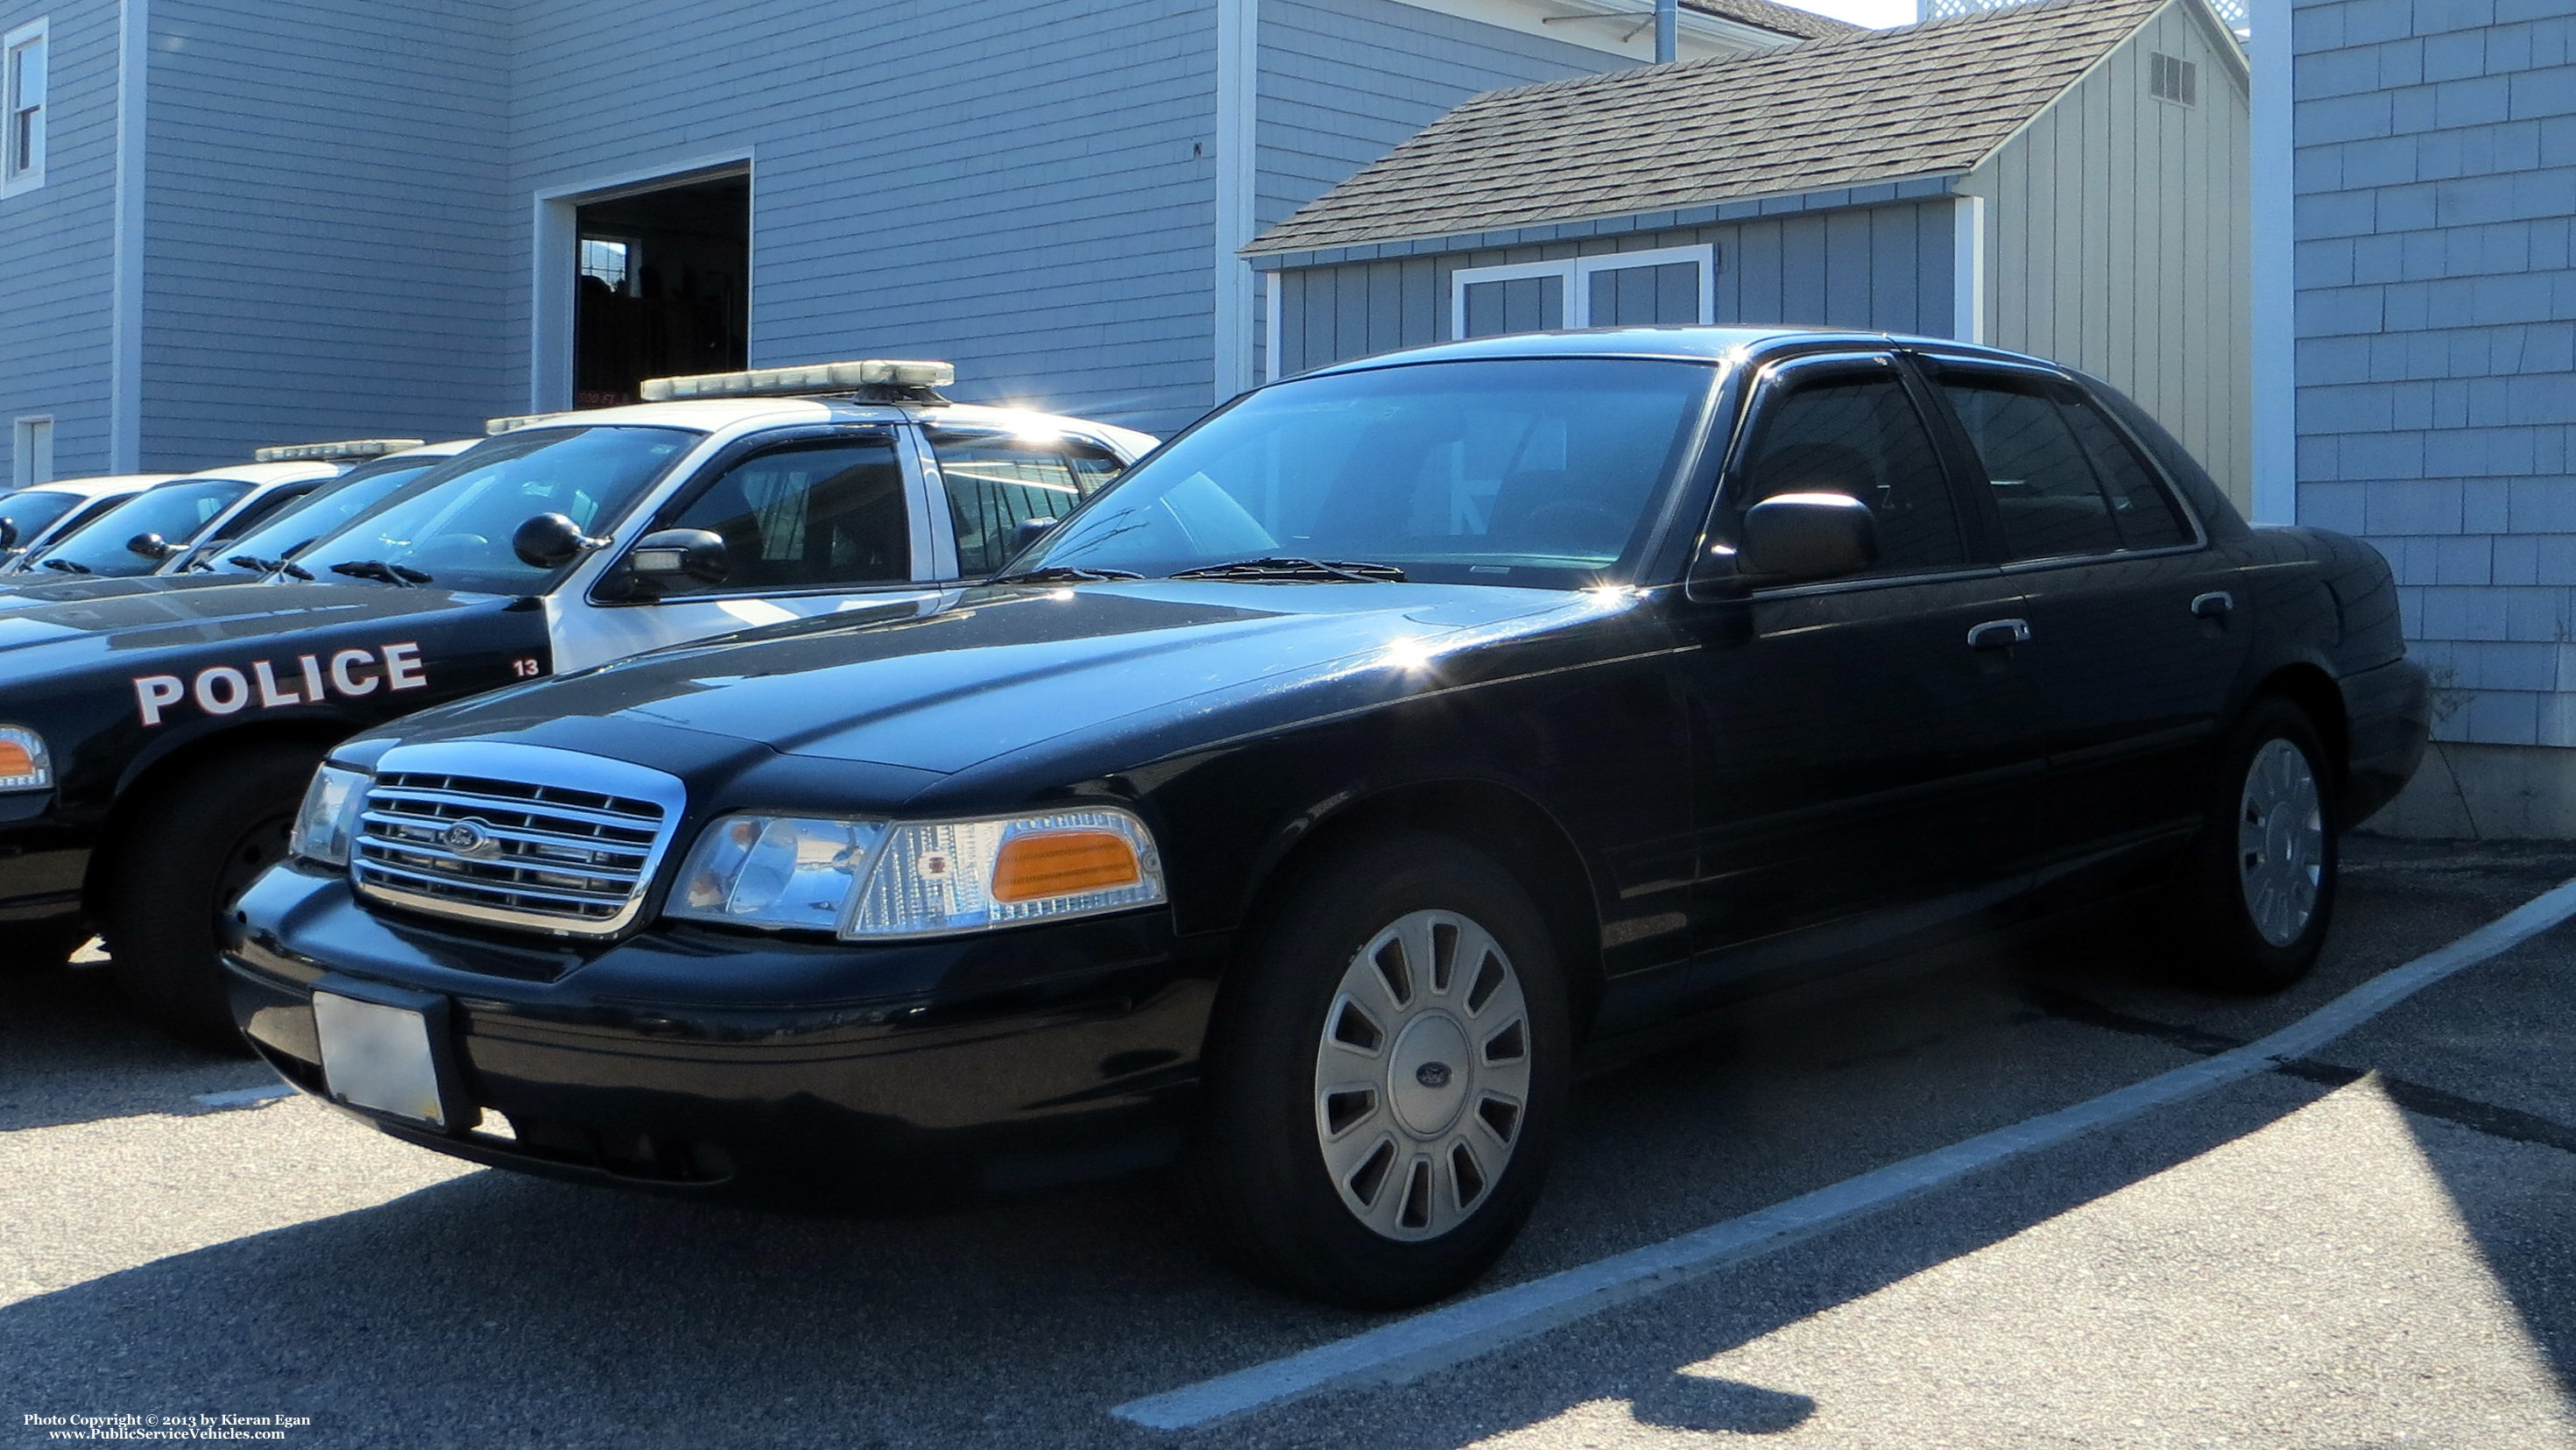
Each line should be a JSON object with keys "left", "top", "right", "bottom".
{"left": 639, "top": 359, "right": 956, "bottom": 402}
{"left": 251, "top": 438, "right": 427, "bottom": 463}
{"left": 485, "top": 413, "right": 573, "bottom": 435}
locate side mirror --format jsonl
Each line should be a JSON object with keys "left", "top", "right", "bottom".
{"left": 511, "top": 513, "right": 607, "bottom": 569}
{"left": 624, "top": 527, "right": 730, "bottom": 590}
{"left": 0, "top": 519, "right": 16, "bottom": 550}
{"left": 127, "top": 532, "right": 178, "bottom": 561}
{"left": 1010, "top": 516, "right": 1061, "bottom": 555}
{"left": 1738, "top": 492, "right": 1879, "bottom": 583}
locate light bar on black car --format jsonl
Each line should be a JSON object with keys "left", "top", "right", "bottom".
{"left": 639, "top": 359, "right": 956, "bottom": 402}
{"left": 252, "top": 439, "right": 427, "bottom": 463}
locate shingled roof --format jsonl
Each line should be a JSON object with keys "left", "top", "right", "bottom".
{"left": 1683, "top": 0, "right": 1862, "bottom": 41}
{"left": 1246, "top": 0, "right": 2169, "bottom": 257}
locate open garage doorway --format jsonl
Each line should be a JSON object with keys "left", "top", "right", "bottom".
{"left": 571, "top": 172, "right": 748, "bottom": 407}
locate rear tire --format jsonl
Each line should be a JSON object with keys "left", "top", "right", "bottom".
{"left": 1186, "top": 831, "right": 1571, "bottom": 1309}
{"left": 104, "top": 741, "right": 322, "bottom": 1048}
{"left": 2172, "top": 697, "right": 2337, "bottom": 994}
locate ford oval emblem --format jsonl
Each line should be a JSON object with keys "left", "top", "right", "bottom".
{"left": 1415, "top": 1062, "right": 1452, "bottom": 1089}
{"left": 441, "top": 818, "right": 499, "bottom": 857}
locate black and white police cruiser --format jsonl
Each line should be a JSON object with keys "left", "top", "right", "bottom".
{"left": 1, "top": 459, "right": 347, "bottom": 581}
{"left": 0, "top": 475, "right": 174, "bottom": 573}
{"left": 0, "top": 359, "right": 1154, "bottom": 1042}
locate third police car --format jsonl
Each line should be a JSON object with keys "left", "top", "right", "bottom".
{"left": 0, "top": 360, "right": 1154, "bottom": 1041}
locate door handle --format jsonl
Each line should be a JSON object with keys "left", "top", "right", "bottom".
{"left": 2191, "top": 591, "right": 2234, "bottom": 619}
{"left": 1966, "top": 618, "right": 2031, "bottom": 650}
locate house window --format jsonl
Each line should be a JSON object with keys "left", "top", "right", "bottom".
{"left": 1451, "top": 244, "right": 1715, "bottom": 341}
{"left": 3, "top": 19, "right": 44, "bottom": 195}
{"left": 2149, "top": 52, "right": 2197, "bottom": 106}
{"left": 12, "top": 416, "right": 54, "bottom": 489}
{"left": 579, "top": 237, "right": 637, "bottom": 295}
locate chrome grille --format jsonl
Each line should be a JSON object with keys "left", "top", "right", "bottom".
{"left": 350, "top": 742, "right": 686, "bottom": 937}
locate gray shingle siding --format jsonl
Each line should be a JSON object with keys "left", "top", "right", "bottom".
{"left": 0, "top": 2, "right": 120, "bottom": 478}
{"left": 140, "top": 0, "right": 512, "bottom": 468}
{"left": 2294, "top": 0, "right": 2576, "bottom": 747}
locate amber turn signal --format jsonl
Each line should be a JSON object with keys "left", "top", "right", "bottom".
{"left": 989, "top": 829, "right": 1143, "bottom": 902}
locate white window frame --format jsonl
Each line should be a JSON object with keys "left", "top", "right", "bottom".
{"left": 1450, "top": 244, "right": 1716, "bottom": 340}
{"left": 3, "top": 18, "right": 45, "bottom": 197}
{"left": 12, "top": 414, "right": 55, "bottom": 488}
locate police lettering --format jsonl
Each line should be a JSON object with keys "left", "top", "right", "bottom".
{"left": 132, "top": 641, "right": 428, "bottom": 726}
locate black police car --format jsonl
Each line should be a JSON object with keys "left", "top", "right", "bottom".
{"left": 224, "top": 328, "right": 2429, "bottom": 1308}
{"left": 0, "top": 363, "right": 1149, "bottom": 1042}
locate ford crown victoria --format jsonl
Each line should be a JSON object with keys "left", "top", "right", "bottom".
{"left": 223, "top": 328, "right": 2430, "bottom": 1307}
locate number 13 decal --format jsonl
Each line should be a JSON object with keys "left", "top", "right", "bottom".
{"left": 511, "top": 658, "right": 545, "bottom": 679}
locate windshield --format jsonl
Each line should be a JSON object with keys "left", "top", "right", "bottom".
{"left": 1021, "top": 357, "right": 1717, "bottom": 588}
{"left": 0, "top": 489, "right": 85, "bottom": 547}
{"left": 191, "top": 459, "right": 447, "bottom": 575}
{"left": 294, "top": 426, "right": 697, "bottom": 595}
{"left": 36, "top": 479, "right": 257, "bottom": 576}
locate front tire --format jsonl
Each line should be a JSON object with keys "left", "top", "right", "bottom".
{"left": 1188, "top": 832, "right": 1571, "bottom": 1308}
{"left": 104, "top": 741, "right": 321, "bottom": 1047}
{"left": 2173, "top": 697, "right": 2337, "bottom": 993}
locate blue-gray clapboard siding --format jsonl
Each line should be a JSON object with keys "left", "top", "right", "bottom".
{"left": 0, "top": 2, "right": 119, "bottom": 478}
{"left": 509, "top": 0, "right": 1225, "bottom": 439}
{"left": 1270, "top": 199, "right": 1960, "bottom": 378}
{"left": 140, "top": 0, "right": 511, "bottom": 468}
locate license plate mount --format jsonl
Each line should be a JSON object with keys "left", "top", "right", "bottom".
{"left": 310, "top": 978, "right": 460, "bottom": 1131}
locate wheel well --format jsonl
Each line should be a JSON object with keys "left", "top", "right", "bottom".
{"left": 1244, "top": 780, "right": 1606, "bottom": 1031}
{"left": 2252, "top": 664, "right": 2348, "bottom": 789}
{"left": 83, "top": 724, "right": 346, "bottom": 915}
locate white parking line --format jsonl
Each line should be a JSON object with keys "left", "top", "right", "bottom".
{"left": 1112, "top": 874, "right": 2576, "bottom": 1432}
{"left": 191, "top": 1085, "right": 294, "bottom": 1109}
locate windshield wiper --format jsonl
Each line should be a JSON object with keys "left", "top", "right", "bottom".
{"left": 40, "top": 557, "right": 90, "bottom": 575}
{"left": 990, "top": 564, "right": 1147, "bottom": 585}
{"left": 1167, "top": 556, "right": 1407, "bottom": 584}
{"left": 225, "top": 554, "right": 288, "bottom": 576}
{"left": 328, "top": 559, "right": 433, "bottom": 586}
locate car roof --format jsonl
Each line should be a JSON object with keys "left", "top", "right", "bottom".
{"left": 1300, "top": 325, "right": 2073, "bottom": 377}
{"left": 492, "top": 398, "right": 1159, "bottom": 453}
{"left": 8, "top": 474, "right": 181, "bottom": 499}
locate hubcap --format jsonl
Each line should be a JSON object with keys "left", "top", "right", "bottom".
{"left": 1313, "top": 909, "right": 1531, "bottom": 1242}
{"left": 2238, "top": 738, "right": 2324, "bottom": 948}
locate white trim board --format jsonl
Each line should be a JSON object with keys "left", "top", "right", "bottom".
{"left": 109, "top": 0, "right": 144, "bottom": 470}
{"left": 527, "top": 152, "right": 753, "bottom": 414}
{"left": 1951, "top": 193, "right": 1987, "bottom": 344}
{"left": 1388, "top": 0, "right": 1803, "bottom": 61}
{"left": 2247, "top": 0, "right": 2293, "bottom": 525}
{"left": 1213, "top": 0, "right": 1260, "bottom": 404}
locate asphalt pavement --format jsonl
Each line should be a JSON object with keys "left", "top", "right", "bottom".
{"left": 2, "top": 835, "right": 2571, "bottom": 1448}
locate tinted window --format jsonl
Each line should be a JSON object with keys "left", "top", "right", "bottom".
{"left": 1940, "top": 376, "right": 2123, "bottom": 560}
{"left": 36, "top": 479, "right": 254, "bottom": 576}
{"left": 1731, "top": 371, "right": 1966, "bottom": 574}
{"left": 2062, "top": 400, "right": 2191, "bottom": 549}
{"left": 190, "top": 463, "right": 445, "bottom": 575}
{"left": 299, "top": 426, "right": 693, "bottom": 596}
{"left": 930, "top": 431, "right": 1122, "bottom": 576}
{"left": 0, "top": 488, "right": 82, "bottom": 543}
{"left": 1028, "top": 357, "right": 1713, "bottom": 588}
{"left": 646, "top": 435, "right": 908, "bottom": 596}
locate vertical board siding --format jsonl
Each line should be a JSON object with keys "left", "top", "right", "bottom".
{"left": 2292, "top": 0, "right": 2576, "bottom": 749}
{"left": 0, "top": 1, "right": 120, "bottom": 477}
{"left": 1968, "top": 1, "right": 2253, "bottom": 510}
{"left": 1272, "top": 201, "right": 1958, "bottom": 378}
{"left": 142, "top": 0, "right": 511, "bottom": 469}
{"left": 511, "top": 0, "right": 1223, "bottom": 439}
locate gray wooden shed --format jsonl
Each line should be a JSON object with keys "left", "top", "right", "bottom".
{"left": 1246, "top": 0, "right": 2255, "bottom": 506}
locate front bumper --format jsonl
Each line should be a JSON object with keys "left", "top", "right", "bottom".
{"left": 224, "top": 862, "right": 1218, "bottom": 1205}
{"left": 2339, "top": 655, "right": 2431, "bottom": 829}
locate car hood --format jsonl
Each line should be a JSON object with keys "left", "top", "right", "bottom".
{"left": 390, "top": 583, "right": 1607, "bottom": 778}
{"left": 0, "top": 579, "right": 506, "bottom": 670}
{"left": 0, "top": 571, "right": 250, "bottom": 612}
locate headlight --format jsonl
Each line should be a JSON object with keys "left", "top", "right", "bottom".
{"left": 0, "top": 725, "right": 49, "bottom": 792}
{"left": 665, "top": 805, "right": 1167, "bottom": 939}
{"left": 289, "top": 765, "right": 371, "bottom": 866}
